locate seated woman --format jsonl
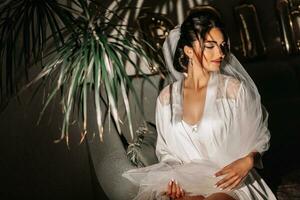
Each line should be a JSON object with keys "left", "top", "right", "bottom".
{"left": 123, "top": 8, "right": 277, "bottom": 200}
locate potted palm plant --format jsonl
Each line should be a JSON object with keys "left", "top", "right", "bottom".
{"left": 0, "top": 0, "right": 158, "bottom": 147}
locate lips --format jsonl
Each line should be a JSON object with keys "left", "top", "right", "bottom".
{"left": 211, "top": 59, "right": 222, "bottom": 64}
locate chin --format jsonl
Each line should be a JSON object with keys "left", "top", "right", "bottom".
{"left": 207, "top": 66, "right": 220, "bottom": 72}
{"left": 204, "top": 63, "right": 221, "bottom": 72}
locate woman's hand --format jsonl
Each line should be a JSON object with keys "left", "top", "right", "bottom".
{"left": 165, "top": 180, "right": 206, "bottom": 200}
{"left": 214, "top": 154, "right": 255, "bottom": 191}
{"left": 166, "top": 179, "right": 185, "bottom": 199}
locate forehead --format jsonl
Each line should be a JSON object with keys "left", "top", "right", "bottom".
{"left": 204, "top": 27, "right": 224, "bottom": 43}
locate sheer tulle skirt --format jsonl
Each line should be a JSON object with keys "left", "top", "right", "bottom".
{"left": 123, "top": 159, "right": 242, "bottom": 199}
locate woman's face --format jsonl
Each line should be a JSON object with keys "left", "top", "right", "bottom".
{"left": 191, "top": 27, "right": 226, "bottom": 72}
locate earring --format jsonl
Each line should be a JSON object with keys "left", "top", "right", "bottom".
{"left": 189, "top": 58, "right": 193, "bottom": 67}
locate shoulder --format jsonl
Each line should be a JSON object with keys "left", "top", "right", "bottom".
{"left": 219, "top": 74, "right": 242, "bottom": 99}
{"left": 157, "top": 84, "right": 172, "bottom": 106}
{"left": 157, "top": 80, "right": 182, "bottom": 106}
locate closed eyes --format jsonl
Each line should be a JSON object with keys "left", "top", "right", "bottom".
{"left": 204, "top": 41, "right": 228, "bottom": 52}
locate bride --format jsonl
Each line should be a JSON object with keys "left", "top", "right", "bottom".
{"left": 123, "top": 8, "right": 277, "bottom": 200}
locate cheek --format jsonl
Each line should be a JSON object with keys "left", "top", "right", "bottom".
{"left": 202, "top": 52, "right": 213, "bottom": 67}
{"left": 203, "top": 51, "right": 214, "bottom": 61}
{"left": 202, "top": 52, "right": 220, "bottom": 71}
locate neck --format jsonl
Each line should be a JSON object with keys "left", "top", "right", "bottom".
{"left": 184, "top": 65, "right": 210, "bottom": 91}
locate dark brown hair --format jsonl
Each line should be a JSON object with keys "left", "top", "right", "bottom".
{"left": 173, "top": 8, "right": 229, "bottom": 73}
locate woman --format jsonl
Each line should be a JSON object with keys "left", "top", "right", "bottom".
{"left": 123, "top": 8, "right": 277, "bottom": 200}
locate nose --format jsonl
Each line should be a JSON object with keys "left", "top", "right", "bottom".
{"left": 217, "top": 45, "right": 225, "bottom": 58}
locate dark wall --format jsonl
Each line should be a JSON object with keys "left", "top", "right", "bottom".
{"left": 104, "top": 0, "right": 283, "bottom": 59}
{"left": 0, "top": 82, "right": 107, "bottom": 199}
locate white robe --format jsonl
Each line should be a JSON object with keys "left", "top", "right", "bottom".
{"left": 123, "top": 72, "right": 277, "bottom": 200}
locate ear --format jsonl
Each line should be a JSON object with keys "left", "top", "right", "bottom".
{"left": 183, "top": 45, "right": 193, "bottom": 58}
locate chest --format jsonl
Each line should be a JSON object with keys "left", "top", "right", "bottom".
{"left": 182, "top": 88, "right": 207, "bottom": 124}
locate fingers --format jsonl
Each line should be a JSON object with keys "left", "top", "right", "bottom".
{"left": 180, "top": 187, "right": 185, "bottom": 197}
{"left": 227, "top": 177, "right": 242, "bottom": 191}
{"left": 171, "top": 180, "right": 177, "bottom": 199}
{"left": 176, "top": 181, "right": 181, "bottom": 198}
{"left": 167, "top": 179, "right": 173, "bottom": 196}
{"left": 166, "top": 179, "right": 185, "bottom": 199}
{"left": 218, "top": 175, "right": 239, "bottom": 190}
{"left": 214, "top": 167, "right": 230, "bottom": 177}
{"left": 215, "top": 172, "right": 236, "bottom": 188}
{"left": 176, "top": 182, "right": 185, "bottom": 198}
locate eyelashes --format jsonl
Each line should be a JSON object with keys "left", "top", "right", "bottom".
{"left": 203, "top": 42, "right": 229, "bottom": 53}
{"left": 204, "top": 45, "right": 214, "bottom": 49}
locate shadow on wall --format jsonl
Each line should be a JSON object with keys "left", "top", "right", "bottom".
{"left": 0, "top": 81, "right": 105, "bottom": 199}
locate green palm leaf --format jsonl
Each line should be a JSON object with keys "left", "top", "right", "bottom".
{"left": 12, "top": 0, "right": 158, "bottom": 146}
{"left": 0, "top": 0, "right": 76, "bottom": 110}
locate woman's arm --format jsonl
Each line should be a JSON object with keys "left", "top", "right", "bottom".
{"left": 214, "top": 153, "right": 254, "bottom": 191}
{"left": 214, "top": 81, "right": 270, "bottom": 191}
{"left": 155, "top": 98, "right": 182, "bottom": 164}
{"left": 245, "top": 151, "right": 262, "bottom": 169}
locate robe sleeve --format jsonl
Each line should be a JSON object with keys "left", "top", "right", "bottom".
{"left": 155, "top": 98, "right": 182, "bottom": 165}
{"left": 236, "top": 82, "right": 271, "bottom": 169}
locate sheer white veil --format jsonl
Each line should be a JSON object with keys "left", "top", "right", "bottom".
{"left": 162, "top": 25, "right": 184, "bottom": 81}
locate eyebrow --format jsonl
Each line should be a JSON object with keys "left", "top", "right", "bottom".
{"left": 204, "top": 40, "right": 225, "bottom": 44}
